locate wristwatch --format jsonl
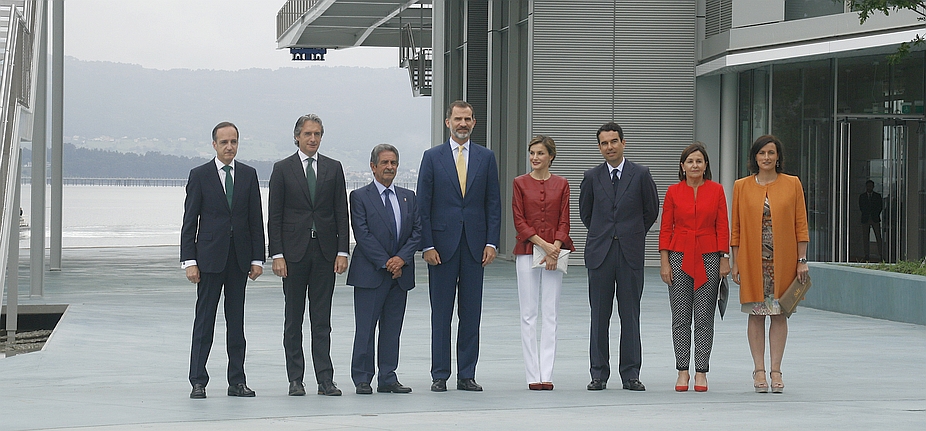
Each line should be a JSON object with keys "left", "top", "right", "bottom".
{"left": 797, "top": 258, "right": 808, "bottom": 264}
{"left": 720, "top": 253, "right": 730, "bottom": 259}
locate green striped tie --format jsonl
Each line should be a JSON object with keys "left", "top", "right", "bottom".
{"left": 222, "top": 165, "right": 233, "bottom": 209}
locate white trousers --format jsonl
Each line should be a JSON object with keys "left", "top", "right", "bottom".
{"left": 515, "top": 255, "right": 563, "bottom": 384}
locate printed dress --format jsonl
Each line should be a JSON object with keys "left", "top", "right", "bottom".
{"left": 741, "top": 195, "right": 783, "bottom": 315}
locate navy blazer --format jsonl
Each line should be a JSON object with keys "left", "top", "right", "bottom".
{"left": 180, "top": 159, "right": 265, "bottom": 273}
{"left": 267, "top": 152, "right": 350, "bottom": 262}
{"left": 346, "top": 182, "right": 421, "bottom": 291}
{"left": 417, "top": 140, "right": 501, "bottom": 262}
{"left": 579, "top": 159, "right": 659, "bottom": 270}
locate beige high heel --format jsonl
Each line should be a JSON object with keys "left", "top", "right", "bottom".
{"left": 753, "top": 370, "right": 768, "bottom": 393}
{"left": 770, "top": 370, "right": 784, "bottom": 393}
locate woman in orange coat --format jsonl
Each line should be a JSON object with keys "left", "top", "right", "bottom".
{"left": 659, "top": 143, "right": 730, "bottom": 393}
{"left": 730, "top": 135, "right": 809, "bottom": 394}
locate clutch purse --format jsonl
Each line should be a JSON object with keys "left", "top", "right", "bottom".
{"left": 531, "top": 245, "right": 570, "bottom": 274}
{"left": 717, "top": 276, "right": 729, "bottom": 320}
{"left": 779, "top": 274, "right": 812, "bottom": 318}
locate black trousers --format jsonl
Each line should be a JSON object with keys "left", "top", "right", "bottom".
{"left": 189, "top": 238, "right": 248, "bottom": 386}
{"left": 587, "top": 242, "right": 643, "bottom": 383}
{"left": 282, "top": 238, "right": 336, "bottom": 384}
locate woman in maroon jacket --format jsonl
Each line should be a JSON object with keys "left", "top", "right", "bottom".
{"left": 512, "top": 135, "right": 575, "bottom": 391}
{"left": 658, "top": 142, "right": 730, "bottom": 393}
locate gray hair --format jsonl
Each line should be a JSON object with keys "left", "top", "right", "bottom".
{"left": 293, "top": 114, "right": 324, "bottom": 146}
{"left": 370, "top": 143, "right": 399, "bottom": 165}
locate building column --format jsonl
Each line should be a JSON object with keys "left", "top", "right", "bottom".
{"left": 31, "top": 0, "right": 48, "bottom": 295}
{"left": 49, "top": 0, "right": 64, "bottom": 271}
{"left": 720, "top": 72, "right": 738, "bottom": 210}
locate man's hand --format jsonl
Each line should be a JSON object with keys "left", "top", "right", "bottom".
{"left": 423, "top": 249, "right": 441, "bottom": 266}
{"left": 248, "top": 264, "right": 263, "bottom": 281}
{"left": 272, "top": 257, "right": 288, "bottom": 278}
{"left": 392, "top": 267, "right": 403, "bottom": 279}
{"left": 482, "top": 246, "right": 497, "bottom": 267}
{"left": 334, "top": 255, "right": 348, "bottom": 274}
{"left": 186, "top": 265, "right": 200, "bottom": 284}
{"left": 385, "top": 256, "right": 405, "bottom": 274}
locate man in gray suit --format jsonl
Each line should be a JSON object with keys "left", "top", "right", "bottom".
{"left": 579, "top": 121, "right": 659, "bottom": 392}
{"left": 268, "top": 114, "right": 350, "bottom": 397}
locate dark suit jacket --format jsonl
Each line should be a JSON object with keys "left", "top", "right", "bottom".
{"left": 859, "top": 190, "right": 883, "bottom": 224}
{"left": 417, "top": 140, "right": 501, "bottom": 262}
{"left": 267, "top": 152, "right": 350, "bottom": 262}
{"left": 579, "top": 159, "right": 659, "bottom": 270}
{"left": 180, "top": 159, "right": 265, "bottom": 273}
{"left": 346, "top": 182, "right": 421, "bottom": 291}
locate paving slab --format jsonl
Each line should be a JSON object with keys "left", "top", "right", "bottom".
{"left": 1, "top": 246, "right": 923, "bottom": 430}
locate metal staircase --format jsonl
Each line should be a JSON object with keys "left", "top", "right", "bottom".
{"left": 400, "top": 23, "right": 432, "bottom": 97}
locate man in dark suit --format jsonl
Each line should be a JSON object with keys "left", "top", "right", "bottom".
{"left": 268, "top": 114, "right": 350, "bottom": 397}
{"left": 579, "top": 121, "right": 659, "bottom": 392}
{"left": 181, "top": 121, "right": 265, "bottom": 399}
{"left": 859, "top": 179, "right": 884, "bottom": 261}
{"left": 417, "top": 100, "right": 501, "bottom": 392}
{"left": 347, "top": 144, "right": 421, "bottom": 395}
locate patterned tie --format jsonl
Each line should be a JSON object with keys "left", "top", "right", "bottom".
{"left": 383, "top": 189, "right": 399, "bottom": 255}
{"left": 306, "top": 157, "right": 317, "bottom": 201}
{"left": 456, "top": 144, "right": 466, "bottom": 196}
{"left": 222, "top": 165, "right": 233, "bottom": 209}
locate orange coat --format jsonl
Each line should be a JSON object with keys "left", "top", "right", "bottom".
{"left": 730, "top": 174, "right": 809, "bottom": 303}
{"left": 658, "top": 180, "right": 729, "bottom": 289}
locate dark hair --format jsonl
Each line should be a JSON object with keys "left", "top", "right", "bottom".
{"left": 445, "top": 100, "right": 475, "bottom": 119}
{"left": 212, "top": 121, "right": 238, "bottom": 142}
{"left": 678, "top": 142, "right": 712, "bottom": 181}
{"left": 747, "top": 134, "right": 784, "bottom": 174}
{"left": 293, "top": 114, "right": 324, "bottom": 146}
{"left": 370, "top": 143, "right": 399, "bottom": 165}
{"left": 865, "top": 179, "right": 875, "bottom": 186}
{"left": 596, "top": 121, "right": 624, "bottom": 142}
{"left": 528, "top": 135, "right": 556, "bottom": 164}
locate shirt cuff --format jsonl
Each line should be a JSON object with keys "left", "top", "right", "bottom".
{"left": 422, "top": 247, "right": 435, "bottom": 252}
{"left": 271, "top": 254, "right": 284, "bottom": 260}
{"left": 338, "top": 252, "right": 349, "bottom": 258}
{"left": 181, "top": 260, "right": 197, "bottom": 269}
{"left": 250, "top": 260, "right": 263, "bottom": 267}
{"left": 486, "top": 244, "right": 497, "bottom": 250}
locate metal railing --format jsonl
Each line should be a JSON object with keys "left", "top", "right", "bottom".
{"left": 276, "top": 0, "right": 319, "bottom": 40}
{"left": 399, "top": 23, "right": 432, "bottom": 97}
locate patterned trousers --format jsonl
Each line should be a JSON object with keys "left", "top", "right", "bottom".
{"left": 667, "top": 251, "right": 720, "bottom": 373}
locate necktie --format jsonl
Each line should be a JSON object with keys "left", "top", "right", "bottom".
{"left": 611, "top": 168, "right": 620, "bottom": 196}
{"left": 306, "top": 157, "right": 317, "bottom": 202}
{"left": 222, "top": 165, "right": 233, "bottom": 209}
{"left": 456, "top": 144, "right": 467, "bottom": 196}
{"left": 383, "top": 189, "right": 399, "bottom": 254}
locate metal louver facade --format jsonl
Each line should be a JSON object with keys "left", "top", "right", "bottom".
{"left": 531, "top": 0, "right": 696, "bottom": 264}
{"left": 705, "top": 0, "right": 731, "bottom": 38}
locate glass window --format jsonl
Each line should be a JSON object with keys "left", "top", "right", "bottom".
{"left": 785, "top": 0, "right": 845, "bottom": 21}
{"left": 738, "top": 67, "right": 769, "bottom": 176}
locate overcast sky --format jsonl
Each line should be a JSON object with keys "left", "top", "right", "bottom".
{"left": 64, "top": 0, "right": 397, "bottom": 70}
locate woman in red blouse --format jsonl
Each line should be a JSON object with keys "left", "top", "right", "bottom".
{"left": 658, "top": 142, "right": 730, "bottom": 393}
{"left": 512, "top": 135, "right": 575, "bottom": 391}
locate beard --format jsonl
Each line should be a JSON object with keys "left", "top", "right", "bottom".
{"left": 451, "top": 128, "right": 471, "bottom": 140}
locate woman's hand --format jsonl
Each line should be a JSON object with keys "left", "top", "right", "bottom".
{"left": 797, "top": 262, "right": 809, "bottom": 284}
{"left": 719, "top": 256, "right": 731, "bottom": 277}
{"left": 731, "top": 262, "right": 740, "bottom": 285}
{"left": 544, "top": 254, "right": 558, "bottom": 271}
{"left": 659, "top": 261, "right": 673, "bottom": 285}
{"left": 540, "top": 241, "right": 558, "bottom": 257}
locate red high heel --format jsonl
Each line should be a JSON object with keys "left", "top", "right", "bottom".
{"left": 694, "top": 372, "right": 708, "bottom": 392}
{"left": 675, "top": 372, "right": 689, "bottom": 392}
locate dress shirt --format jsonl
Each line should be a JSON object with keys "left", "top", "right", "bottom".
{"left": 181, "top": 158, "right": 262, "bottom": 269}
{"left": 511, "top": 173, "right": 575, "bottom": 255}
{"left": 270, "top": 150, "right": 349, "bottom": 260}
{"left": 608, "top": 158, "right": 625, "bottom": 180}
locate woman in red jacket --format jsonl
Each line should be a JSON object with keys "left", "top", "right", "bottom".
{"left": 659, "top": 142, "right": 730, "bottom": 393}
{"left": 512, "top": 135, "right": 575, "bottom": 391}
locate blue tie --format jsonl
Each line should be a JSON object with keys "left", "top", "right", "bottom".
{"left": 383, "top": 189, "right": 398, "bottom": 254}
{"left": 611, "top": 169, "right": 620, "bottom": 196}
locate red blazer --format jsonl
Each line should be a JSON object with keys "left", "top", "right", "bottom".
{"left": 511, "top": 173, "right": 575, "bottom": 255}
{"left": 658, "top": 180, "right": 729, "bottom": 288}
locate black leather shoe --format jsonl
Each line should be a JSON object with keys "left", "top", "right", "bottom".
{"left": 288, "top": 380, "right": 306, "bottom": 396}
{"left": 587, "top": 379, "right": 607, "bottom": 390}
{"left": 377, "top": 382, "right": 412, "bottom": 393}
{"left": 456, "top": 378, "right": 483, "bottom": 391}
{"left": 227, "top": 383, "right": 256, "bottom": 397}
{"left": 190, "top": 383, "right": 206, "bottom": 399}
{"left": 355, "top": 382, "right": 373, "bottom": 394}
{"left": 318, "top": 381, "right": 342, "bottom": 396}
{"left": 430, "top": 379, "right": 447, "bottom": 392}
{"left": 622, "top": 379, "right": 646, "bottom": 391}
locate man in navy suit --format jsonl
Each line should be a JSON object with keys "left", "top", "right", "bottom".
{"left": 579, "top": 121, "right": 659, "bottom": 392}
{"left": 181, "top": 122, "right": 265, "bottom": 399}
{"left": 347, "top": 144, "right": 421, "bottom": 395}
{"left": 417, "top": 101, "right": 501, "bottom": 392}
{"left": 268, "top": 114, "right": 350, "bottom": 397}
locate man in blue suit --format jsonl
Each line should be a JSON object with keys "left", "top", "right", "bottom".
{"left": 417, "top": 100, "right": 501, "bottom": 392}
{"left": 347, "top": 144, "right": 421, "bottom": 395}
{"left": 181, "top": 122, "right": 265, "bottom": 399}
{"left": 579, "top": 121, "right": 659, "bottom": 392}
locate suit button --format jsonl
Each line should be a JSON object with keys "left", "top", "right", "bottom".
{"left": 612, "top": 236, "right": 619, "bottom": 240}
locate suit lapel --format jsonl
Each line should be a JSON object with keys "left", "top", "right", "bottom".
{"left": 367, "top": 184, "right": 397, "bottom": 242}
{"left": 437, "top": 141, "right": 464, "bottom": 199}
{"left": 208, "top": 159, "right": 230, "bottom": 213}
{"left": 397, "top": 188, "right": 411, "bottom": 241}
{"left": 289, "top": 153, "right": 312, "bottom": 205}
{"left": 614, "top": 160, "right": 634, "bottom": 203}
{"left": 596, "top": 163, "right": 616, "bottom": 205}
{"left": 465, "top": 146, "right": 483, "bottom": 198}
